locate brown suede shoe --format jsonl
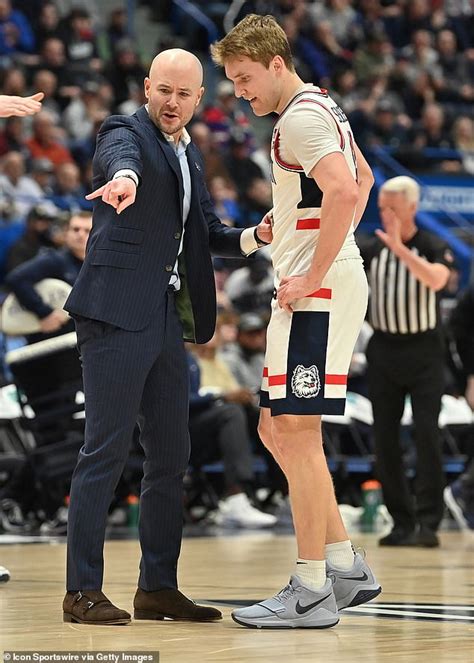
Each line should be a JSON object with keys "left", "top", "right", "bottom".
{"left": 133, "top": 587, "right": 222, "bottom": 622}
{"left": 63, "top": 590, "right": 131, "bottom": 625}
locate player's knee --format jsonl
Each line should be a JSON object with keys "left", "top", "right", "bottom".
{"left": 257, "top": 419, "right": 272, "bottom": 448}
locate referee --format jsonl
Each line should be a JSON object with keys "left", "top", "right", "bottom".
{"left": 362, "top": 176, "right": 453, "bottom": 548}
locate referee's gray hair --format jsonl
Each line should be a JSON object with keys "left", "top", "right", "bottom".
{"left": 380, "top": 176, "right": 420, "bottom": 204}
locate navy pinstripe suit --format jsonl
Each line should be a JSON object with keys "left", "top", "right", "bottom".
{"left": 64, "top": 106, "right": 249, "bottom": 591}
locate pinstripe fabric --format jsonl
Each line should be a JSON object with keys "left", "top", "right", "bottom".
{"left": 66, "top": 107, "right": 248, "bottom": 592}
{"left": 67, "top": 292, "right": 190, "bottom": 590}
{"left": 65, "top": 106, "right": 243, "bottom": 341}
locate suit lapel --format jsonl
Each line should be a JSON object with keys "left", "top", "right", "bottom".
{"left": 186, "top": 143, "right": 202, "bottom": 209}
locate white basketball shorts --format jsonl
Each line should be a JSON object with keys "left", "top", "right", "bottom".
{"left": 260, "top": 257, "right": 368, "bottom": 416}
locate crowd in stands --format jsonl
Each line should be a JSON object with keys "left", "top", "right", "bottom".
{"left": 0, "top": 1, "right": 472, "bottom": 534}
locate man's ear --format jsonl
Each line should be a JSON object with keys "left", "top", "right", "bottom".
{"left": 196, "top": 86, "right": 205, "bottom": 107}
{"left": 144, "top": 77, "right": 151, "bottom": 100}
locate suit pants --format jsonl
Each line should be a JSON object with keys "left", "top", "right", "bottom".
{"left": 67, "top": 289, "right": 190, "bottom": 591}
{"left": 367, "top": 330, "right": 445, "bottom": 532}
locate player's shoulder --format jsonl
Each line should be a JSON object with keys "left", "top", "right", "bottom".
{"left": 281, "top": 87, "right": 341, "bottom": 127}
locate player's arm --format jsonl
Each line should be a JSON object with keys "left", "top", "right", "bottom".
{"left": 278, "top": 152, "right": 358, "bottom": 311}
{"left": 306, "top": 153, "right": 359, "bottom": 284}
{"left": 353, "top": 141, "right": 374, "bottom": 229}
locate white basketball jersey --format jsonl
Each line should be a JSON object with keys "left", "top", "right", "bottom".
{"left": 270, "top": 84, "right": 360, "bottom": 282}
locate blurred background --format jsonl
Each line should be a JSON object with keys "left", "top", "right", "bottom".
{"left": 0, "top": 0, "right": 472, "bottom": 540}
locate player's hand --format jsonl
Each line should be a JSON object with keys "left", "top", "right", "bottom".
{"left": 376, "top": 209, "right": 402, "bottom": 252}
{"left": 0, "top": 92, "right": 44, "bottom": 117}
{"left": 255, "top": 210, "right": 273, "bottom": 245}
{"left": 277, "top": 274, "right": 320, "bottom": 313}
{"left": 86, "top": 177, "right": 136, "bottom": 214}
{"left": 40, "top": 309, "right": 69, "bottom": 333}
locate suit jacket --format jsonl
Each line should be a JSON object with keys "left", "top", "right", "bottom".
{"left": 65, "top": 106, "right": 248, "bottom": 343}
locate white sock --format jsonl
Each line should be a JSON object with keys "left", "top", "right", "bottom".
{"left": 295, "top": 559, "right": 327, "bottom": 590}
{"left": 325, "top": 540, "right": 355, "bottom": 570}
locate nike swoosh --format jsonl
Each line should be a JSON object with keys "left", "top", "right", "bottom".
{"left": 338, "top": 572, "right": 368, "bottom": 582}
{"left": 295, "top": 594, "right": 331, "bottom": 615}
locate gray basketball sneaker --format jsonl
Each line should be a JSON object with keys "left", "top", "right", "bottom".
{"left": 231, "top": 576, "right": 339, "bottom": 629}
{"left": 327, "top": 552, "right": 381, "bottom": 610}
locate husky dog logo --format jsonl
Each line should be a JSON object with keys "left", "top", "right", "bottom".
{"left": 291, "top": 365, "right": 320, "bottom": 398}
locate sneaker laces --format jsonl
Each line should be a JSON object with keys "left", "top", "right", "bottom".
{"left": 273, "top": 583, "right": 296, "bottom": 603}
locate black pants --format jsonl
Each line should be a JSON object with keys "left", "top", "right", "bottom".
{"left": 367, "top": 331, "right": 445, "bottom": 532}
{"left": 189, "top": 402, "right": 254, "bottom": 490}
{"left": 67, "top": 291, "right": 190, "bottom": 592}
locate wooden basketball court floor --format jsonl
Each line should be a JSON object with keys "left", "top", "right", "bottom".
{"left": 0, "top": 531, "right": 472, "bottom": 662}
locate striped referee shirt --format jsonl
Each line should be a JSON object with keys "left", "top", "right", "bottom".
{"left": 361, "top": 229, "right": 453, "bottom": 335}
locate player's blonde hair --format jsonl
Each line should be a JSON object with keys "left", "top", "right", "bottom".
{"left": 380, "top": 176, "right": 420, "bottom": 204}
{"left": 210, "top": 14, "right": 295, "bottom": 72}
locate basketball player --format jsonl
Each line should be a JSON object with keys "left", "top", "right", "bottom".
{"left": 212, "top": 14, "right": 381, "bottom": 628}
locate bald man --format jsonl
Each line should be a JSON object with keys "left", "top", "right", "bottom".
{"left": 62, "top": 49, "right": 272, "bottom": 625}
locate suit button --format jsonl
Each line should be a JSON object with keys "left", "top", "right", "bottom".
{"left": 174, "top": 232, "right": 181, "bottom": 240}
{"left": 165, "top": 264, "right": 173, "bottom": 272}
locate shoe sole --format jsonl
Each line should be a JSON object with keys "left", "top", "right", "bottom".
{"left": 134, "top": 610, "right": 222, "bottom": 622}
{"left": 444, "top": 486, "right": 469, "bottom": 530}
{"left": 339, "top": 587, "right": 382, "bottom": 610}
{"left": 231, "top": 613, "right": 339, "bottom": 629}
{"left": 63, "top": 613, "right": 131, "bottom": 625}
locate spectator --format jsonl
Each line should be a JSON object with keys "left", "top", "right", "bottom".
{"left": 400, "top": 29, "right": 439, "bottom": 84}
{"left": 224, "top": 128, "right": 266, "bottom": 199}
{"left": 309, "top": 0, "right": 359, "bottom": 52}
{"left": 225, "top": 251, "right": 274, "bottom": 316}
{"left": 26, "top": 110, "right": 73, "bottom": 166}
{"left": 32, "top": 69, "right": 61, "bottom": 124}
{"left": 47, "top": 162, "right": 88, "bottom": 212}
{"left": 0, "top": 150, "right": 43, "bottom": 218}
{"left": 104, "top": 38, "right": 147, "bottom": 107}
{"left": 105, "top": 8, "right": 128, "bottom": 56}
{"left": 30, "top": 157, "right": 55, "bottom": 197}
{"left": 188, "top": 345, "right": 276, "bottom": 529}
{"left": 63, "top": 80, "right": 109, "bottom": 141}
{"left": 5, "top": 211, "right": 91, "bottom": 341}
{"left": 434, "top": 29, "right": 472, "bottom": 104}
{"left": 4, "top": 202, "right": 59, "bottom": 273}
{"left": 34, "top": 38, "right": 81, "bottom": 109}
{"left": 0, "top": 0, "right": 35, "bottom": 56}
{"left": 241, "top": 177, "right": 272, "bottom": 227}
{"left": 33, "top": 1, "right": 63, "bottom": 51}
{"left": 201, "top": 79, "right": 253, "bottom": 150}
{"left": 281, "top": 14, "right": 331, "bottom": 86}
{"left": 353, "top": 30, "right": 394, "bottom": 84}
{"left": 1, "top": 67, "right": 27, "bottom": 97}
{"left": 188, "top": 121, "right": 231, "bottom": 186}
{"left": 61, "top": 8, "right": 102, "bottom": 81}
{"left": 0, "top": 116, "right": 27, "bottom": 157}
{"left": 208, "top": 175, "right": 241, "bottom": 228}
{"left": 451, "top": 116, "right": 474, "bottom": 175}
{"left": 222, "top": 312, "right": 266, "bottom": 394}
{"left": 412, "top": 103, "right": 453, "bottom": 153}
{"left": 366, "top": 100, "right": 408, "bottom": 149}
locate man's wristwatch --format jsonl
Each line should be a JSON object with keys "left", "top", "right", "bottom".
{"left": 116, "top": 174, "right": 138, "bottom": 186}
{"left": 254, "top": 226, "right": 271, "bottom": 247}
